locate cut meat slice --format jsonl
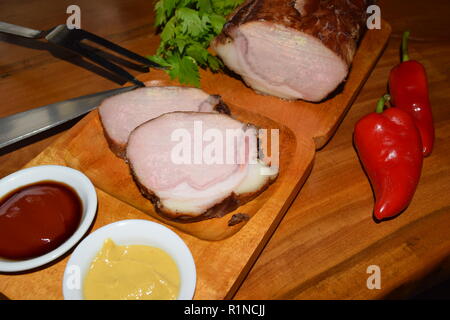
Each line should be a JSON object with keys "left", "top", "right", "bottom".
{"left": 128, "top": 112, "right": 247, "bottom": 192}
{"left": 212, "top": 0, "right": 370, "bottom": 102}
{"left": 126, "top": 112, "right": 278, "bottom": 222}
{"left": 99, "top": 86, "right": 229, "bottom": 158}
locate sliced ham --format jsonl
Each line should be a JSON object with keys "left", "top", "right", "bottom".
{"left": 212, "top": 0, "right": 370, "bottom": 102}
{"left": 99, "top": 86, "right": 229, "bottom": 158}
{"left": 126, "top": 112, "right": 278, "bottom": 222}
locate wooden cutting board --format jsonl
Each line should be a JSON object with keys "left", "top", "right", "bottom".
{"left": 0, "top": 21, "right": 391, "bottom": 299}
{"left": 63, "top": 106, "right": 298, "bottom": 240}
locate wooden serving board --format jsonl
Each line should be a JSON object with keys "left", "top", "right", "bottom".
{"left": 0, "top": 109, "right": 314, "bottom": 300}
{"left": 63, "top": 105, "right": 298, "bottom": 241}
{"left": 0, "top": 22, "right": 391, "bottom": 300}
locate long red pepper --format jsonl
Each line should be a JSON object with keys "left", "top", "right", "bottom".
{"left": 389, "top": 31, "right": 435, "bottom": 156}
{"left": 354, "top": 95, "right": 423, "bottom": 220}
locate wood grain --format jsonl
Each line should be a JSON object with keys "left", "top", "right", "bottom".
{"left": 59, "top": 104, "right": 302, "bottom": 240}
{"left": 0, "top": 111, "right": 314, "bottom": 300}
{"left": 0, "top": 11, "right": 390, "bottom": 298}
{"left": 0, "top": 0, "right": 449, "bottom": 299}
{"left": 233, "top": 1, "right": 450, "bottom": 298}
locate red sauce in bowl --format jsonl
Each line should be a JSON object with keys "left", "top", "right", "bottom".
{"left": 0, "top": 181, "right": 82, "bottom": 260}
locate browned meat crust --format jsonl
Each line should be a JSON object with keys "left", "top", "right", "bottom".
{"left": 125, "top": 114, "right": 277, "bottom": 223}
{"left": 228, "top": 213, "right": 251, "bottom": 226}
{"left": 127, "top": 159, "right": 276, "bottom": 223}
{"left": 99, "top": 117, "right": 128, "bottom": 159}
{"left": 216, "top": 0, "right": 372, "bottom": 65}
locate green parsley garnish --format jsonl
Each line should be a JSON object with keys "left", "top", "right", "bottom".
{"left": 148, "top": 0, "right": 244, "bottom": 87}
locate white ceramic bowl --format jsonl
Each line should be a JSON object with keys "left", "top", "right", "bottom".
{"left": 0, "top": 165, "right": 97, "bottom": 272}
{"left": 62, "top": 219, "right": 196, "bottom": 300}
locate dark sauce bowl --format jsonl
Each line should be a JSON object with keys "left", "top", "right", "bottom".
{"left": 0, "top": 165, "right": 97, "bottom": 272}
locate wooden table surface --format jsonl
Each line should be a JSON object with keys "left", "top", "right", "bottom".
{"left": 1, "top": 0, "right": 449, "bottom": 299}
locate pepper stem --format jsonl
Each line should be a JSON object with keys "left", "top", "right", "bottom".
{"left": 375, "top": 94, "right": 391, "bottom": 114}
{"left": 402, "top": 31, "right": 411, "bottom": 62}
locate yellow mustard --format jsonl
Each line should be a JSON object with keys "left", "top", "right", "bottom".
{"left": 83, "top": 238, "right": 180, "bottom": 300}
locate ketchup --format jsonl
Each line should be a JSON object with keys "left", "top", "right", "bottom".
{"left": 0, "top": 181, "right": 82, "bottom": 260}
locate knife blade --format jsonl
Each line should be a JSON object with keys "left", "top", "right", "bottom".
{"left": 0, "top": 86, "right": 137, "bottom": 149}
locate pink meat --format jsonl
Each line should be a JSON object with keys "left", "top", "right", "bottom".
{"left": 126, "top": 112, "right": 259, "bottom": 216}
{"left": 127, "top": 112, "right": 250, "bottom": 191}
{"left": 99, "top": 86, "right": 225, "bottom": 157}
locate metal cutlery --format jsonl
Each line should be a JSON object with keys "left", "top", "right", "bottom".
{"left": 0, "top": 21, "right": 162, "bottom": 86}
{"left": 0, "top": 86, "right": 138, "bottom": 149}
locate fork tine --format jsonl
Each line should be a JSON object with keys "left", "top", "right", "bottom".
{"left": 45, "top": 25, "right": 155, "bottom": 86}
{"left": 79, "top": 42, "right": 149, "bottom": 73}
{"left": 68, "top": 42, "right": 145, "bottom": 87}
{"left": 77, "top": 29, "right": 162, "bottom": 69}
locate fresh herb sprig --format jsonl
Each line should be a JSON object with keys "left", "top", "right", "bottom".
{"left": 148, "top": 0, "right": 244, "bottom": 87}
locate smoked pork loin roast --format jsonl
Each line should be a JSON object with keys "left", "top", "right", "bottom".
{"left": 99, "top": 86, "right": 229, "bottom": 158}
{"left": 98, "top": 86, "right": 278, "bottom": 222}
{"left": 212, "top": 0, "right": 371, "bottom": 102}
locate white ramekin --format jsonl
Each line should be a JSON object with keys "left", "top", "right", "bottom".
{"left": 62, "top": 219, "right": 196, "bottom": 300}
{"left": 0, "top": 165, "right": 97, "bottom": 272}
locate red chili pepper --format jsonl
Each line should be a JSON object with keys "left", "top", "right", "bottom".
{"left": 354, "top": 95, "right": 423, "bottom": 220}
{"left": 389, "top": 31, "right": 435, "bottom": 157}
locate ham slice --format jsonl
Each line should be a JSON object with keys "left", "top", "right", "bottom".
{"left": 126, "top": 112, "right": 278, "bottom": 222}
{"left": 212, "top": 0, "right": 370, "bottom": 102}
{"left": 99, "top": 86, "right": 229, "bottom": 158}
